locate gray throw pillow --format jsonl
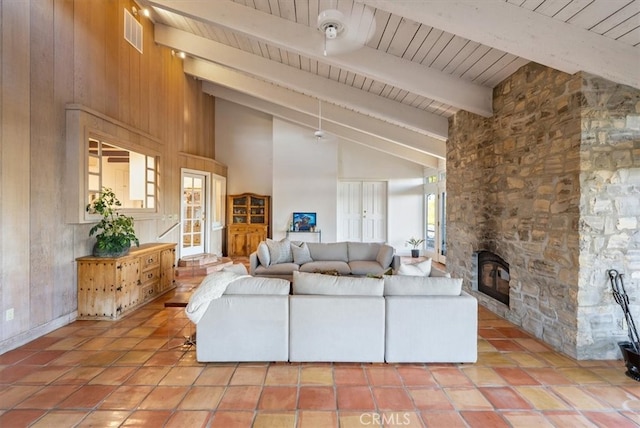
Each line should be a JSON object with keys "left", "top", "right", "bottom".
{"left": 266, "top": 238, "right": 293, "bottom": 264}
{"left": 257, "top": 241, "right": 270, "bottom": 267}
{"left": 291, "top": 242, "right": 313, "bottom": 265}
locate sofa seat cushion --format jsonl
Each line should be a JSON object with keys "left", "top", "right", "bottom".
{"left": 225, "top": 276, "right": 290, "bottom": 295}
{"left": 293, "top": 271, "right": 384, "bottom": 296}
{"left": 383, "top": 275, "right": 463, "bottom": 296}
{"left": 307, "top": 242, "right": 348, "bottom": 262}
{"left": 254, "top": 262, "right": 299, "bottom": 276}
{"left": 299, "top": 261, "right": 351, "bottom": 276}
{"left": 348, "top": 260, "right": 385, "bottom": 276}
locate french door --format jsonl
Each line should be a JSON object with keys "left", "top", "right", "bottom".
{"left": 424, "top": 178, "right": 446, "bottom": 264}
{"left": 181, "top": 171, "right": 207, "bottom": 257}
{"left": 338, "top": 181, "right": 387, "bottom": 242}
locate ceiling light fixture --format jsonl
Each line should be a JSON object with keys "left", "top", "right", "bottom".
{"left": 314, "top": 100, "right": 325, "bottom": 141}
{"left": 317, "top": 9, "right": 345, "bottom": 56}
{"left": 316, "top": 6, "right": 376, "bottom": 56}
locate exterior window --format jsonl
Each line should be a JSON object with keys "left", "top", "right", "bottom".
{"left": 88, "top": 138, "right": 157, "bottom": 210}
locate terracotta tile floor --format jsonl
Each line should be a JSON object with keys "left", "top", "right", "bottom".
{"left": 1, "top": 291, "right": 640, "bottom": 427}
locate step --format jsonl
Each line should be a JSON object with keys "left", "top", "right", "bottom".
{"left": 178, "top": 253, "right": 220, "bottom": 267}
{"left": 175, "top": 257, "right": 234, "bottom": 278}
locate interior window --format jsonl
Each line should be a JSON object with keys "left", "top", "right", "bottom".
{"left": 88, "top": 138, "right": 157, "bottom": 210}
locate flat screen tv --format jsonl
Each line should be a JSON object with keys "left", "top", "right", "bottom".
{"left": 293, "top": 212, "right": 317, "bottom": 231}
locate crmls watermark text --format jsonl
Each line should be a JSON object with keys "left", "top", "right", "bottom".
{"left": 359, "top": 412, "right": 412, "bottom": 426}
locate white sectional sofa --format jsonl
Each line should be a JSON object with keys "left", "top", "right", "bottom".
{"left": 188, "top": 261, "right": 477, "bottom": 364}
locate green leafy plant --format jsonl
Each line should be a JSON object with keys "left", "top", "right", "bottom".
{"left": 406, "top": 237, "right": 425, "bottom": 249}
{"left": 86, "top": 187, "right": 139, "bottom": 256}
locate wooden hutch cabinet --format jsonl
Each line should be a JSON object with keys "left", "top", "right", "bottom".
{"left": 76, "top": 243, "right": 176, "bottom": 320}
{"left": 226, "top": 193, "right": 270, "bottom": 257}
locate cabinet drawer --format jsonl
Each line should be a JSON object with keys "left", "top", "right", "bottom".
{"left": 141, "top": 252, "right": 160, "bottom": 269}
{"left": 141, "top": 267, "right": 160, "bottom": 285}
{"left": 141, "top": 284, "right": 156, "bottom": 301}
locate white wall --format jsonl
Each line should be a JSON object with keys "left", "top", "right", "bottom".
{"left": 338, "top": 141, "right": 425, "bottom": 255}
{"left": 272, "top": 119, "right": 338, "bottom": 241}
{"left": 215, "top": 99, "right": 273, "bottom": 195}
{"left": 215, "top": 100, "right": 425, "bottom": 252}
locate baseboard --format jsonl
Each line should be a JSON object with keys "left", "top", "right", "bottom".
{"left": 0, "top": 311, "right": 77, "bottom": 355}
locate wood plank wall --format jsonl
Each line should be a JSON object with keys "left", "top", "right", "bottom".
{"left": 0, "top": 0, "right": 220, "bottom": 352}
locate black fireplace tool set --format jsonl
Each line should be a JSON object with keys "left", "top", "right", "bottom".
{"left": 608, "top": 269, "right": 640, "bottom": 382}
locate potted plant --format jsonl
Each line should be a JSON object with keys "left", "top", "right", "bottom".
{"left": 406, "top": 237, "right": 425, "bottom": 258}
{"left": 86, "top": 187, "right": 139, "bottom": 257}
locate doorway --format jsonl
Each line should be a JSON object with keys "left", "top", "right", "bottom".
{"left": 338, "top": 181, "right": 387, "bottom": 242}
{"left": 181, "top": 171, "right": 208, "bottom": 257}
{"left": 424, "top": 174, "right": 446, "bottom": 264}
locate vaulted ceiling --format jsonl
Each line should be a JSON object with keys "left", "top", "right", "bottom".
{"left": 139, "top": 0, "right": 640, "bottom": 167}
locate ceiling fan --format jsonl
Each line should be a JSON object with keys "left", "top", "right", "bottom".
{"left": 317, "top": 5, "right": 376, "bottom": 56}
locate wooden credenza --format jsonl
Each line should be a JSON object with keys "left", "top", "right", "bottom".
{"left": 226, "top": 193, "right": 270, "bottom": 257}
{"left": 76, "top": 243, "right": 176, "bottom": 320}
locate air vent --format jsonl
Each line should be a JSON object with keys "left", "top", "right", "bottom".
{"left": 124, "top": 8, "right": 143, "bottom": 53}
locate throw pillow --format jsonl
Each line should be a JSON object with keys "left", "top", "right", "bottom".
{"left": 397, "top": 258, "right": 432, "bottom": 276}
{"left": 266, "top": 238, "right": 293, "bottom": 264}
{"left": 257, "top": 241, "right": 271, "bottom": 267}
{"left": 291, "top": 241, "right": 313, "bottom": 265}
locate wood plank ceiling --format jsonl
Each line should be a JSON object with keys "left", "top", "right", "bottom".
{"left": 140, "top": 0, "right": 640, "bottom": 166}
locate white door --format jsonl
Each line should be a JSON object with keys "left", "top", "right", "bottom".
{"left": 338, "top": 181, "right": 387, "bottom": 242}
{"left": 181, "top": 172, "right": 207, "bottom": 257}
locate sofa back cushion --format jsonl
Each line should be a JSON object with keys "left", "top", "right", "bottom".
{"left": 225, "top": 276, "right": 290, "bottom": 295}
{"left": 347, "top": 242, "right": 380, "bottom": 261}
{"left": 293, "top": 271, "right": 383, "bottom": 296}
{"left": 383, "top": 275, "right": 463, "bottom": 296}
{"left": 307, "top": 242, "right": 348, "bottom": 262}
{"left": 376, "top": 245, "right": 395, "bottom": 268}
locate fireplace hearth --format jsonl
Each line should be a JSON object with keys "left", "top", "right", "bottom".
{"left": 477, "top": 251, "right": 510, "bottom": 305}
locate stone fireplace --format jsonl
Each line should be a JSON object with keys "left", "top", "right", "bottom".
{"left": 446, "top": 63, "right": 640, "bottom": 360}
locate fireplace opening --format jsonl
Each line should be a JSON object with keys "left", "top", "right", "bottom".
{"left": 477, "top": 251, "right": 510, "bottom": 305}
